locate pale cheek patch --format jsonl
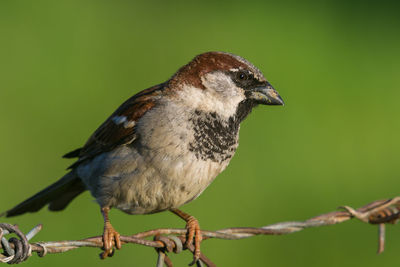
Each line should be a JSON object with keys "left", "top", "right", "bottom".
{"left": 201, "top": 72, "right": 245, "bottom": 100}
{"left": 177, "top": 72, "right": 246, "bottom": 117}
{"left": 202, "top": 72, "right": 236, "bottom": 93}
{"left": 112, "top": 116, "right": 136, "bottom": 128}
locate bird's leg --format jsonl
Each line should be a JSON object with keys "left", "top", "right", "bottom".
{"left": 170, "top": 208, "right": 202, "bottom": 265}
{"left": 100, "top": 207, "right": 121, "bottom": 259}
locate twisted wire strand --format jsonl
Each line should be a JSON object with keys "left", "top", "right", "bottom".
{"left": 1, "top": 197, "right": 399, "bottom": 267}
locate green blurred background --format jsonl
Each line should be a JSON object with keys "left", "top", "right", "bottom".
{"left": 1, "top": 0, "right": 400, "bottom": 266}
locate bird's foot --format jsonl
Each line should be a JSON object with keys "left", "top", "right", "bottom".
{"left": 100, "top": 222, "right": 121, "bottom": 259}
{"left": 184, "top": 215, "right": 202, "bottom": 265}
{"left": 170, "top": 208, "right": 203, "bottom": 265}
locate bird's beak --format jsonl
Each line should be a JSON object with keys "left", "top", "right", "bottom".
{"left": 250, "top": 85, "right": 284, "bottom": 105}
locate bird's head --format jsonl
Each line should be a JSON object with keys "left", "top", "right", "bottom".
{"left": 169, "top": 51, "right": 283, "bottom": 120}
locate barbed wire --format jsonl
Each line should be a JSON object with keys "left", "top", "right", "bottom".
{"left": 1, "top": 197, "right": 400, "bottom": 267}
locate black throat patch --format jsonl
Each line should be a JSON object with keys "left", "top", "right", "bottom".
{"left": 188, "top": 100, "right": 255, "bottom": 163}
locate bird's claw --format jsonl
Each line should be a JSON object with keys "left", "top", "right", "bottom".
{"left": 100, "top": 222, "right": 121, "bottom": 259}
{"left": 184, "top": 216, "right": 202, "bottom": 265}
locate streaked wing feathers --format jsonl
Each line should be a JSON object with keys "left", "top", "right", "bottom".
{"left": 66, "top": 83, "right": 164, "bottom": 168}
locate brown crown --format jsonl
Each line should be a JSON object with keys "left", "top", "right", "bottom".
{"left": 169, "top": 52, "right": 265, "bottom": 89}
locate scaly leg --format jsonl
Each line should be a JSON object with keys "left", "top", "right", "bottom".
{"left": 170, "top": 208, "right": 202, "bottom": 265}
{"left": 100, "top": 207, "right": 122, "bottom": 259}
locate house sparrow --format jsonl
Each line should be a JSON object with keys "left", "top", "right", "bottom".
{"left": 1, "top": 51, "right": 284, "bottom": 263}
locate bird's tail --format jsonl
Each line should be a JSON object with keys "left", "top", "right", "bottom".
{"left": 1, "top": 171, "right": 86, "bottom": 217}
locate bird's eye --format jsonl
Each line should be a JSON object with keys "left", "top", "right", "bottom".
{"left": 238, "top": 72, "right": 248, "bottom": 80}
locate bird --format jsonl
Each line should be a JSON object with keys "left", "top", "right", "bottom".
{"left": 1, "top": 51, "right": 284, "bottom": 263}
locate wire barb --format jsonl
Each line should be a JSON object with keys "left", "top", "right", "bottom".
{"left": 0, "top": 223, "right": 34, "bottom": 264}
{"left": 1, "top": 197, "right": 399, "bottom": 266}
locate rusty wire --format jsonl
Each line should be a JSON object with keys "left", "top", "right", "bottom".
{"left": 1, "top": 197, "right": 400, "bottom": 266}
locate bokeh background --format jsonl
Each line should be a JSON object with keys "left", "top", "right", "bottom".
{"left": 1, "top": 0, "right": 400, "bottom": 266}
